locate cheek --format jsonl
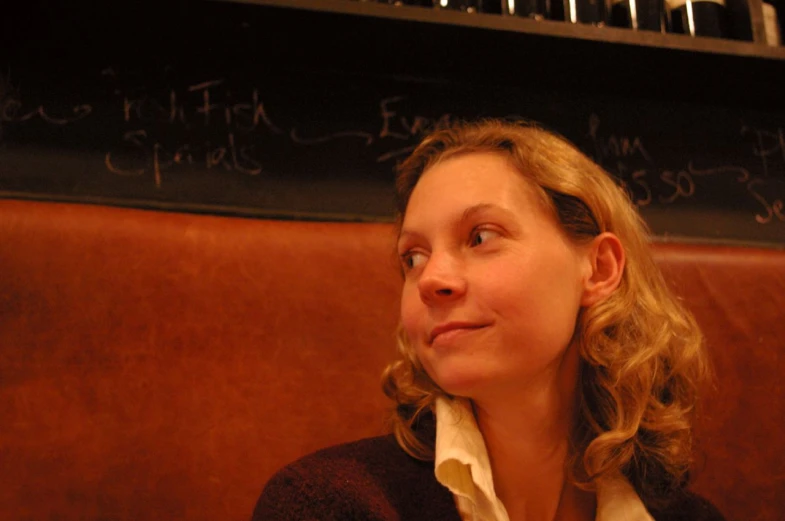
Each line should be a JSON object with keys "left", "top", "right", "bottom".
{"left": 399, "top": 283, "right": 423, "bottom": 343}
{"left": 484, "top": 258, "right": 583, "bottom": 337}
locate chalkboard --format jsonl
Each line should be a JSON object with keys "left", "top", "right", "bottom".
{"left": 2, "top": 0, "right": 784, "bottom": 247}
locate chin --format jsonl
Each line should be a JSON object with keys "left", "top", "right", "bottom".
{"left": 424, "top": 364, "right": 489, "bottom": 399}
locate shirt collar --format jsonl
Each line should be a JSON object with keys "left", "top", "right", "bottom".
{"left": 433, "top": 396, "right": 654, "bottom": 521}
{"left": 434, "top": 396, "right": 507, "bottom": 520}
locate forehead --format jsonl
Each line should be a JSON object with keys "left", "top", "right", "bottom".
{"left": 403, "top": 152, "right": 544, "bottom": 221}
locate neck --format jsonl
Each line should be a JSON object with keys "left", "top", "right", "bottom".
{"left": 469, "top": 343, "right": 592, "bottom": 521}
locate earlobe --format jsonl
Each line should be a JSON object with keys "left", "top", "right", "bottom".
{"left": 581, "top": 232, "right": 625, "bottom": 307}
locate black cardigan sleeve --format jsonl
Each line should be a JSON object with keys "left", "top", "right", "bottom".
{"left": 250, "top": 435, "right": 461, "bottom": 521}
{"left": 650, "top": 491, "right": 728, "bottom": 521}
{"left": 252, "top": 461, "right": 358, "bottom": 521}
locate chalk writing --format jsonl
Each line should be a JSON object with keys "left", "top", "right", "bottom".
{"left": 102, "top": 74, "right": 455, "bottom": 187}
{"left": 376, "top": 96, "right": 453, "bottom": 162}
{"left": 100, "top": 73, "right": 289, "bottom": 186}
{"left": 2, "top": 68, "right": 783, "bottom": 243}
{"left": 738, "top": 124, "right": 785, "bottom": 225}
{"left": 587, "top": 114, "right": 780, "bottom": 228}
{"left": 113, "top": 78, "right": 283, "bottom": 134}
{"left": 588, "top": 113, "right": 653, "bottom": 164}
{"left": 741, "top": 124, "right": 785, "bottom": 179}
{"left": 748, "top": 178, "right": 785, "bottom": 224}
{"left": 104, "top": 80, "right": 455, "bottom": 186}
{"left": 285, "top": 95, "right": 452, "bottom": 163}
{"left": 0, "top": 72, "right": 92, "bottom": 141}
{"left": 105, "top": 130, "right": 262, "bottom": 188}
{"left": 588, "top": 113, "right": 659, "bottom": 207}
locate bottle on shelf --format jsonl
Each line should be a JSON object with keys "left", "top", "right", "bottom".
{"left": 501, "top": 0, "right": 551, "bottom": 19}
{"left": 552, "top": 0, "right": 607, "bottom": 25}
{"left": 762, "top": 0, "right": 782, "bottom": 45}
{"left": 371, "top": 0, "right": 502, "bottom": 12}
{"left": 372, "top": 0, "right": 432, "bottom": 5}
{"left": 666, "top": 0, "right": 729, "bottom": 38}
{"left": 432, "top": 0, "right": 480, "bottom": 11}
{"left": 609, "top": 0, "right": 666, "bottom": 30}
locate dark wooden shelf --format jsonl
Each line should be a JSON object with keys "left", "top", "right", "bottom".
{"left": 216, "top": 0, "right": 785, "bottom": 60}
{"left": 202, "top": 0, "right": 784, "bottom": 112}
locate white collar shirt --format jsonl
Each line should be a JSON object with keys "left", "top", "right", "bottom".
{"left": 433, "top": 396, "right": 655, "bottom": 521}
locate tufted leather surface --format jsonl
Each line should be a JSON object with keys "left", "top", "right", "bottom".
{"left": 0, "top": 199, "right": 783, "bottom": 521}
{"left": 652, "top": 243, "right": 785, "bottom": 521}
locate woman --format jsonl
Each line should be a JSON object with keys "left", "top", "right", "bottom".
{"left": 253, "top": 119, "right": 725, "bottom": 521}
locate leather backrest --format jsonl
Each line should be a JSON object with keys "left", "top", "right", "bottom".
{"left": 1, "top": 199, "right": 783, "bottom": 521}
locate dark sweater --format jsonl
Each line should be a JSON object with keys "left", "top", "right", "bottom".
{"left": 252, "top": 435, "right": 726, "bottom": 521}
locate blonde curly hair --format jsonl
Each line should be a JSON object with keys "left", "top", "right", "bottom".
{"left": 381, "top": 118, "right": 712, "bottom": 509}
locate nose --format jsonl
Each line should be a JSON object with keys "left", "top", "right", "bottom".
{"left": 417, "top": 252, "right": 466, "bottom": 305}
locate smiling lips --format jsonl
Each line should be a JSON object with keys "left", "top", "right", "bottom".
{"left": 429, "top": 322, "right": 489, "bottom": 345}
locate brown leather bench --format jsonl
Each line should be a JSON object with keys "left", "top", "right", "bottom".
{"left": 1, "top": 199, "right": 783, "bottom": 521}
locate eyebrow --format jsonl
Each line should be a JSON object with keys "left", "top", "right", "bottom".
{"left": 397, "top": 203, "right": 513, "bottom": 246}
{"left": 460, "top": 203, "right": 505, "bottom": 223}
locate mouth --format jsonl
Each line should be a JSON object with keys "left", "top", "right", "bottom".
{"left": 429, "top": 322, "right": 489, "bottom": 345}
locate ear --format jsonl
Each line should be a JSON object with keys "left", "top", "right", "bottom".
{"left": 580, "top": 232, "right": 625, "bottom": 307}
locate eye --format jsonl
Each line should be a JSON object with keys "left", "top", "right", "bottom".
{"left": 400, "top": 250, "right": 427, "bottom": 271}
{"left": 469, "top": 227, "right": 500, "bottom": 247}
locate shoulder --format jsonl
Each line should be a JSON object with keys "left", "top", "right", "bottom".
{"left": 252, "top": 434, "right": 458, "bottom": 521}
{"left": 649, "top": 490, "right": 727, "bottom": 521}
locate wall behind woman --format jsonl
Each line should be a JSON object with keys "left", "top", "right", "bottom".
{"left": 2, "top": 0, "right": 783, "bottom": 247}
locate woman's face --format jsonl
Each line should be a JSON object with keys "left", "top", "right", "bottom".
{"left": 397, "top": 152, "right": 592, "bottom": 399}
